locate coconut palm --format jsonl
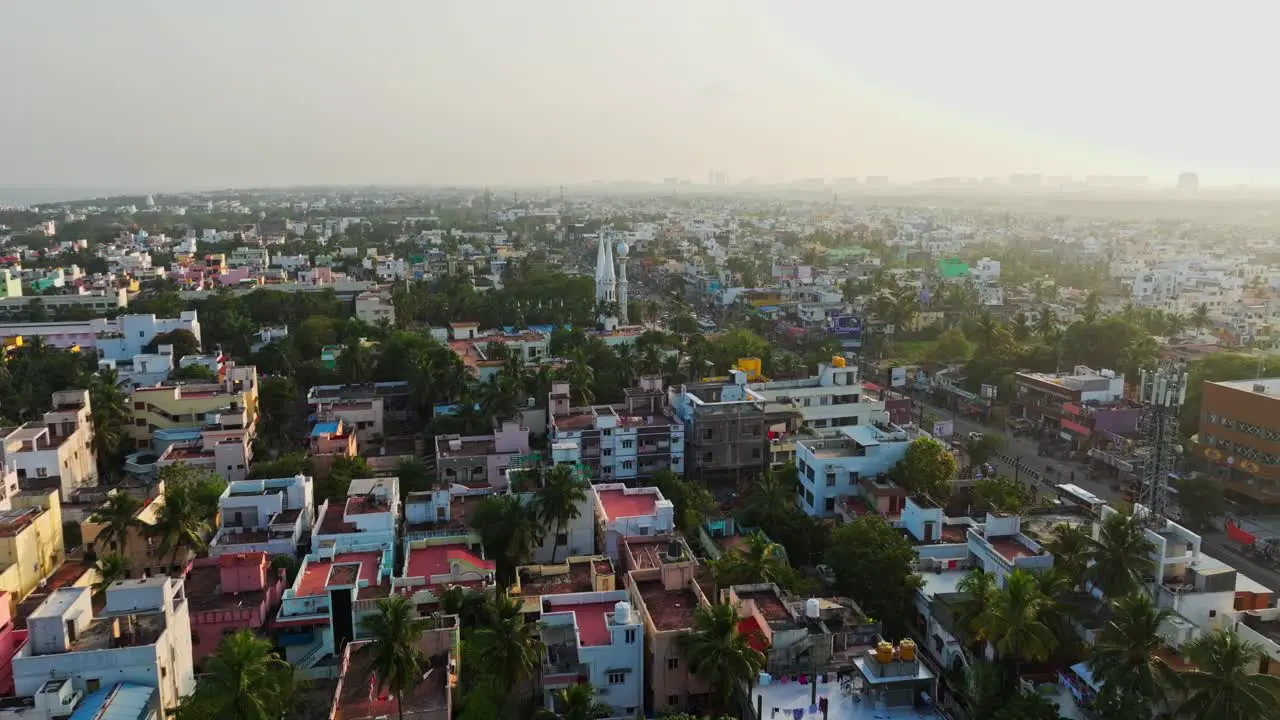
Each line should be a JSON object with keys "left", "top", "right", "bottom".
{"left": 360, "top": 595, "right": 435, "bottom": 720}
{"left": 563, "top": 347, "right": 596, "bottom": 405}
{"left": 1043, "top": 523, "right": 1093, "bottom": 590}
{"left": 94, "top": 554, "right": 129, "bottom": 597}
{"left": 1191, "top": 302, "right": 1211, "bottom": 332}
{"left": 1090, "top": 593, "right": 1176, "bottom": 718}
{"left": 148, "top": 481, "right": 213, "bottom": 567}
{"left": 974, "top": 569, "right": 1056, "bottom": 671}
{"left": 1036, "top": 305, "right": 1058, "bottom": 341}
{"left": 1168, "top": 629, "right": 1280, "bottom": 720}
{"left": 533, "top": 464, "right": 589, "bottom": 563}
{"left": 679, "top": 601, "right": 766, "bottom": 715}
{"left": 471, "top": 593, "right": 544, "bottom": 690}
{"left": 743, "top": 465, "right": 799, "bottom": 529}
{"left": 711, "top": 532, "right": 788, "bottom": 589}
{"left": 1087, "top": 511, "right": 1155, "bottom": 599}
{"left": 537, "top": 682, "right": 611, "bottom": 720}
{"left": 177, "top": 630, "right": 298, "bottom": 720}
{"left": 951, "top": 569, "right": 998, "bottom": 650}
{"left": 88, "top": 490, "right": 141, "bottom": 554}
{"left": 471, "top": 493, "right": 543, "bottom": 588}
{"left": 88, "top": 368, "right": 130, "bottom": 481}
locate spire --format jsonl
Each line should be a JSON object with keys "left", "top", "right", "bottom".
{"left": 594, "top": 237, "right": 616, "bottom": 304}
{"left": 616, "top": 241, "right": 630, "bottom": 324}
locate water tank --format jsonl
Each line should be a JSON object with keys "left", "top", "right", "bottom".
{"left": 832, "top": 356, "right": 846, "bottom": 368}
{"left": 805, "top": 598, "right": 821, "bottom": 619}
{"left": 614, "top": 601, "right": 633, "bottom": 625}
{"left": 666, "top": 540, "right": 682, "bottom": 560}
{"left": 874, "top": 641, "right": 894, "bottom": 663}
{"left": 898, "top": 639, "right": 916, "bottom": 661}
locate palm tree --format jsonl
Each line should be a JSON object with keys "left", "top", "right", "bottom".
{"left": 974, "top": 569, "right": 1056, "bottom": 672}
{"left": 951, "top": 569, "right": 998, "bottom": 650}
{"left": 1043, "top": 523, "right": 1093, "bottom": 590}
{"left": 178, "top": 630, "right": 298, "bottom": 720}
{"left": 471, "top": 494, "right": 543, "bottom": 588}
{"left": 563, "top": 347, "right": 596, "bottom": 405}
{"left": 712, "top": 532, "right": 788, "bottom": 589}
{"left": 337, "top": 335, "right": 373, "bottom": 384}
{"left": 89, "top": 368, "right": 129, "bottom": 481}
{"left": 472, "top": 593, "right": 544, "bottom": 690}
{"left": 679, "top": 601, "right": 766, "bottom": 714}
{"left": 743, "top": 465, "right": 799, "bottom": 529}
{"left": 975, "top": 311, "right": 1002, "bottom": 351}
{"left": 1168, "top": 629, "right": 1280, "bottom": 720}
{"left": 1191, "top": 302, "right": 1211, "bottom": 332}
{"left": 537, "top": 682, "right": 611, "bottom": 720}
{"left": 1036, "top": 305, "right": 1058, "bottom": 341}
{"left": 1011, "top": 311, "right": 1032, "bottom": 341}
{"left": 1087, "top": 511, "right": 1155, "bottom": 599}
{"left": 148, "top": 482, "right": 212, "bottom": 567}
{"left": 89, "top": 490, "right": 141, "bottom": 555}
{"left": 533, "top": 465, "right": 589, "bottom": 563}
{"left": 1089, "top": 593, "right": 1176, "bottom": 718}
{"left": 1083, "top": 290, "right": 1101, "bottom": 324}
{"left": 360, "top": 595, "right": 434, "bottom": 720}
{"left": 94, "top": 555, "right": 129, "bottom": 597}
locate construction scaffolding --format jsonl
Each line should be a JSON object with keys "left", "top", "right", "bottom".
{"left": 1136, "top": 365, "right": 1188, "bottom": 525}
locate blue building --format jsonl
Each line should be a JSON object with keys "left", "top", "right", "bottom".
{"left": 794, "top": 424, "right": 916, "bottom": 518}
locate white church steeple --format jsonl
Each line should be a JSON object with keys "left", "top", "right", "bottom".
{"left": 594, "top": 236, "right": 616, "bottom": 306}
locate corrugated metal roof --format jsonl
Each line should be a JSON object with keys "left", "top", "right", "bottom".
{"left": 69, "top": 683, "right": 157, "bottom": 720}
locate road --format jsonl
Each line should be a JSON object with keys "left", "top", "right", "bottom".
{"left": 915, "top": 396, "right": 1280, "bottom": 591}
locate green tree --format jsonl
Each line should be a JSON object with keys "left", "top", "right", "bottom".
{"left": 651, "top": 469, "right": 715, "bottom": 535}
{"left": 679, "top": 601, "right": 766, "bottom": 715}
{"left": 169, "top": 364, "right": 218, "bottom": 382}
{"left": 471, "top": 494, "right": 543, "bottom": 588}
{"left": 176, "top": 630, "right": 298, "bottom": 720}
{"left": 93, "top": 555, "right": 129, "bottom": 597}
{"left": 1043, "top": 523, "right": 1093, "bottom": 590}
{"left": 710, "top": 532, "right": 793, "bottom": 590}
{"left": 396, "top": 457, "right": 433, "bottom": 494}
{"left": 1175, "top": 476, "right": 1227, "bottom": 532}
{"left": 951, "top": 569, "right": 998, "bottom": 650}
{"left": 360, "top": 595, "right": 435, "bottom": 720}
{"left": 972, "top": 475, "right": 1034, "bottom": 514}
{"left": 988, "top": 690, "right": 1063, "bottom": 720}
{"left": 1089, "top": 593, "right": 1175, "bottom": 719}
{"left": 1168, "top": 629, "right": 1280, "bottom": 720}
{"left": 148, "top": 479, "right": 214, "bottom": 565}
{"left": 964, "top": 434, "right": 1006, "bottom": 469}
{"left": 824, "top": 515, "right": 922, "bottom": 633}
{"left": 470, "top": 593, "right": 544, "bottom": 690}
{"left": 742, "top": 465, "right": 799, "bottom": 530}
{"left": 927, "top": 328, "right": 972, "bottom": 364}
{"left": 1087, "top": 511, "right": 1155, "bottom": 599}
{"left": 144, "top": 329, "right": 201, "bottom": 360}
{"left": 89, "top": 368, "right": 131, "bottom": 481}
{"left": 537, "top": 682, "right": 611, "bottom": 720}
{"left": 533, "top": 464, "right": 589, "bottom": 563}
{"left": 318, "top": 455, "right": 372, "bottom": 501}
{"left": 974, "top": 568, "right": 1056, "bottom": 672}
{"left": 889, "top": 437, "right": 957, "bottom": 502}
{"left": 1191, "top": 302, "right": 1211, "bottom": 332}
{"left": 88, "top": 490, "right": 141, "bottom": 554}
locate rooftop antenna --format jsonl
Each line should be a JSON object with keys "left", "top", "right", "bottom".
{"left": 1136, "top": 364, "right": 1188, "bottom": 527}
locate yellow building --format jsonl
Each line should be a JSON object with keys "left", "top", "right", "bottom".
{"left": 0, "top": 490, "right": 66, "bottom": 604}
{"left": 126, "top": 363, "right": 259, "bottom": 447}
{"left": 82, "top": 486, "right": 195, "bottom": 577}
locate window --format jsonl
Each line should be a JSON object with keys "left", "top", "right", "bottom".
{"left": 668, "top": 695, "right": 679, "bottom": 707}
{"left": 702, "top": 429, "right": 713, "bottom": 440}
{"left": 134, "top": 402, "right": 146, "bottom": 411}
{"left": 667, "top": 657, "right": 680, "bottom": 670}
{"left": 622, "top": 460, "right": 634, "bottom": 470}
{"left": 751, "top": 448, "right": 761, "bottom": 460}
{"left": 702, "top": 452, "right": 713, "bottom": 463}
{"left": 603, "top": 429, "right": 612, "bottom": 437}
{"left": 36, "top": 467, "right": 47, "bottom": 478}
{"left": 622, "top": 439, "right": 634, "bottom": 449}
{"left": 85, "top": 679, "right": 101, "bottom": 693}
{"left": 603, "top": 448, "right": 612, "bottom": 457}
{"left": 825, "top": 498, "right": 835, "bottom": 512}
{"left": 819, "top": 396, "right": 830, "bottom": 406}
{"left": 625, "top": 629, "right": 636, "bottom": 644}
{"left": 825, "top": 474, "right": 836, "bottom": 487}
{"left": 802, "top": 398, "right": 811, "bottom": 407}
{"left": 805, "top": 489, "right": 814, "bottom": 507}
{"left": 556, "top": 532, "right": 567, "bottom": 546}
{"left": 135, "top": 418, "right": 146, "bottom": 427}
{"left": 608, "top": 672, "right": 625, "bottom": 685}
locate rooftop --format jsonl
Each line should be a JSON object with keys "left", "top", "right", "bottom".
{"left": 405, "top": 543, "right": 494, "bottom": 581}
{"left": 337, "top": 645, "right": 449, "bottom": 720}
{"left": 987, "top": 537, "right": 1040, "bottom": 562}
{"left": 316, "top": 503, "right": 356, "bottom": 535}
{"left": 735, "top": 589, "right": 796, "bottom": 629}
{"left": 296, "top": 551, "right": 382, "bottom": 598}
{"left": 518, "top": 560, "right": 601, "bottom": 598}
{"left": 635, "top": 579, "right": 699, "bottom": 632}
{"left": 543, "top": 600, "right": 618, "bottom": 647}
{"left": 311, "top": 421, "right": 341, "bottom": 437}
{"left": 436, "top": 435, "right": 496, "bottom": 458}
{"left": 69, "top": 613, "right": 167, "bottom": 653}
{"left": 185, "top": 564, "right": 272, "bottom": 614}
{"left": 0, "top": 506, "right": 43, "bottom": 537}
{"left": 597, "top": 487, "right": 659, "bottom": 522}
{"left": 753, "top": 677, "right": 940, "bottom": 720}
{"left": 1215, "top": 377, "right": 1280, "bottom": 398}
{"left": 624, "top": 536, "right": 692, "bottom": 570}
{"left": 346, "top": 495, "right": 393, "bottom": 515}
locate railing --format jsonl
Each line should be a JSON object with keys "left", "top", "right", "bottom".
{"left": 294, "top": 639, "right": 328, "bottom": 669}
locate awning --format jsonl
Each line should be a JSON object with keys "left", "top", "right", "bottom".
{"left": 1061, "top": 418, "right": 1091, "bottom": 436}
{"left": 1227, "top": 520, "right": 1257, "bottom": 546}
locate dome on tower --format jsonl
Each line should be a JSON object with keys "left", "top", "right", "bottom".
{"left": 615, "top": 241, "right": 630, "bottom": 258}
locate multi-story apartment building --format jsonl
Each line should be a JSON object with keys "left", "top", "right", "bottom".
{"left": 0, "top": 390, "right": 97, "bottom": 500}
{"left": 435, "top": 420, "right": 531, "bottom": 489}
{"left": 1011, "top": 365, "right": 1125, "bottom": 430}
{"left": 184, "top": 552, "right": 286, "bottom": 666}
{"left": 1191, "top": 378, "right": 1280, "bottom": 504}
{"left": 592, "top": 484, "right": 676, "bottom": 561}
{"left": 13, "top": 578, "right": 195, "bottom": 716}
{"left": 227, "top": 247, "right": 270, "bottom": 272}
{"left": 548, "top": 378, "right": 686, "bottom": 484}
{"left": 0, "top": 312, "right": 200, "bottom": 362}
{"left": 125, "top": 363, "right": 258, "bottom": 482}
{"left": 748, "top": 358, "right": 886, "bottom": 433}
{"left": 0, "top": 490, "right": 64, "bottom": 605}
{"left": 354, "top": 290, "right": 396, "bottom": 326}
{"left": 307, "top": 382, "right": 414, "bottom": 443}
{"left": 312, "top": 477, "right": 400, "bottom": 554}
{"left": 208, "top": 475, "right": 314, "bottom": 557}
{"left": 668, "top": 370, "right": 799, "bottom": 484}
{"left": 966, "top": 512, "right": 1054, "bottom": 586}
{"left": 83, "top": 487, "right": 196, "bottom": 578}
{"left": 540, "top": 591, "right": 644, "bottom": 717}
{"left": 794, "top": 423, "right": 917, "bottom": 518}
{"left": 0, "top": 289, "right": 128, "bottom": 317}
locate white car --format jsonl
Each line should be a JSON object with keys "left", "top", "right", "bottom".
{"left": 967, "top": 432, "right": 985, "bottom": 442}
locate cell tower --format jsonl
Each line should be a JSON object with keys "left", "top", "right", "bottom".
{"left": 1136, "top": 365, "right": 1188, "bottom": 525}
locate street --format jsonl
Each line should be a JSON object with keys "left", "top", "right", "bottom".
{"left": 917, "top": 398, "right": 1280, "bottom": 591}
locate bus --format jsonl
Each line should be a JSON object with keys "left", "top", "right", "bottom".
{"left": 1055, "top": 483, "right": 1107, "bottom": 515}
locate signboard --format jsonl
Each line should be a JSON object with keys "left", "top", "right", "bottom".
{"left": 890, "top": 367, "right": 907, "bottom": 388}
{"left": 932, "top": 420, "right": 954, "bottom": 437}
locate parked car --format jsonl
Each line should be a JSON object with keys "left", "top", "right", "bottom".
{"left": 967, "top": 431, "right": 985, "bottom": 442}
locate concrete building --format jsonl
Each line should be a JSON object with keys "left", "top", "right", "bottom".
{"left": 354, "top": 290, "right": 396, "bottom": 326}
{"left": 434, "top": 420, "right": 531, "bottom": 489}
{"left": 184, "top": 553, "right": 286, "bottom": 667}
{"left": 0, "top": 390, "right": 98, "bottom": 500}
{"left": 307, "top": 382, "right": 415, "bottom": 443}
{"left": 794, "top": 424, "right": 917, "bottom": 518}
{"left": 966, "top": 513, "right": 1054, "bottom": 586}
{"left": 0, "top": 271, "right": 20, "bottom": 300}
{"left": 312, "top": 477, "right": 400, "bottom": 554}
{"left": 668, "top": 371, "right": 799, "bottom": 483}
{"left": 0, "top": 313, "right": 199, "bottom": 362}
{"left": 593, "top": 484, "right": 676, "bottom": 562}
{"left": 539, "top": 592, "right": 644, "bottom": 717}
{"left": 748, "top": 359, "right": 886, "bottom": 433}
{"left": 330, "top": 615, "right": 459, "bottom": 720}
{"left": 548, "top": 378, "right": 686, "bottom": 483}
{"left": 1012, "top": 365, "right": 1125, "bottom": 431}
{"left": 82, "top": 488, "right": 196, "bottom": 578}
{"left": 208, "top": 475, "right": 314, "bottom": 557}
{"left": 0, "top": 290, "right": 128, "bottom": 316}
{"left": 1191, "top": 377, "right": 1280, "bottom": 503}
{"left": 13, "top": 578, "right": 195, "bottom": 716}
{"left": 308, "top": 420, "right": 359, "bottom": 478}
{"left": 0, "top": 491, "right": 65, "bottom": 606}
{"left": 511, "top": 555, "right": 617, "bottom": 614}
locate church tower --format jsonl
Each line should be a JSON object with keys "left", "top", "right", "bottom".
{"left": 615, "top": 241, "right": 630, "bottom": 324}
{"left": 594, "top": 235, "right": 616, "bottom": 310}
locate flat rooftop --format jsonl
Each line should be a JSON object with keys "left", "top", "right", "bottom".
{"left": 337, "top": 645, "right": 449, "bottom": 720}
{"left": 735, "top": 589, "right": 796, "bottom": 629}
{"left": 185, "top": 564, "right": 272, "bottom": 614}
{"left": 987, "top": 537, "right": 1039, "bottom": 562}
{"left": 625, "top": 536, "right": 691, "bottom": 570}
{"left": 0, "top": 507, "right": 43, "bottom": 537}
{"left": 553, "top": 413, "right": 598, "bottom": 431}
{"left": 635, "top": 579, "right": 699, "bottom": 632}
{"left": 597, "top": 488, "right": 658, "bottom": 522}
{"left": 1216, "top": 377, "right": 1280, "bottom": 398}
{"left": 518, "top": 560, "right": 602, "bottom": 598}
{"left": 436, "top": 436, "right": 496, "bottom": 458}
{"left": 316, "top": 504, "right": 357, "bottom": 535}
{"left": 544, "top": 600, "right": 617, "bottom": 647}
{"left": 296, "top": 551, "right": 382, "bottom": 598}
{"left": 70, "top": 613, "right": 167, "bottom": 653}
{"left": 754, "top": 678, "right": 940, "bottom": 720}
{"left": 405, "top": 543, "right": 493, "bottom": 581}
{"left": 346, "top": 495, "right": 393, "bottom": 515}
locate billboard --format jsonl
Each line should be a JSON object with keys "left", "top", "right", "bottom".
{"left": 827, "top": 314, "right": 861, "bottom": 340}
{"left": 932, "top": 419, "right": 954, "bottom": 437}
{"left": 890, "top": 367, "right": 907, "bottom": 388}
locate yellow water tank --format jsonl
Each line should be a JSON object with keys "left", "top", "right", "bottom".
{"left": 832, "top": 356, "right": 846, "bottom": 368}
{"left": 875, "top": 641, "right": 894, "bottom": 663}
{"left": 898, "top": 639, "right": 916, "bottom": 661}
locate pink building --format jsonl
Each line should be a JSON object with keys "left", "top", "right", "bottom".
{"left": 184, "top": 552, "right": 286, "bottom": 666}
{"left": 0, "top": 592, "right": 28, "bottom": 695}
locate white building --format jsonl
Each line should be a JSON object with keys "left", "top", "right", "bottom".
{"left": 354, "top": 291, "right": 396, "bottom": 326}
{"left": 547, "top": 379, "right": 686, "bottom": 483}
{"left": 13, "top": 578, "right": 195, "bottom": 716}
{"left": 794, "top": 424, "right": 914, "bottom": 518}
{"left": 0, "top": 312, "right": 201, "bottom": 362}
{"left": 748, "top": 360, "right": 886, "bottom": 432}
{"left": 591, "top": 484, "right": 675, "bottom": 561}
{"left": 312, "top": 477, "right": 399, "bottom": 554}
{"left": 539, "top": 593, "right": 644, "bottom": 718}
{"left": 0, "top": 390, "right": 98, "bottom": 500}
{"left": 209, "top": 475, "right": 315, "bottom": 557}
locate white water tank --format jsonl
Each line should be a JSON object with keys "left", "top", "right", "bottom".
{"left": 614, "top": 601, "right": 633, "bottom": 625}
{"left": 805, "top": 598, "right": 821, "bottom": 620}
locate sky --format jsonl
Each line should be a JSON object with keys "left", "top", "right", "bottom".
{"left": 1, "top": 0, "right": 1276, "bottom": 191}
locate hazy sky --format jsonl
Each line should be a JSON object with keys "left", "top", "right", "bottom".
{"left": 1, "top": 0, "right": 1275, "bottom": 190}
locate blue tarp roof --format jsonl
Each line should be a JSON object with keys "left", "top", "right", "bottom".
{"left": 1070, "top": 662, "right": 1102, "bottom": 692}
{"left": 311, "top": 421, "right": 341, "bottom": 437}
{"left": 69, "top": 683, "right": 157, "bottom": 720}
